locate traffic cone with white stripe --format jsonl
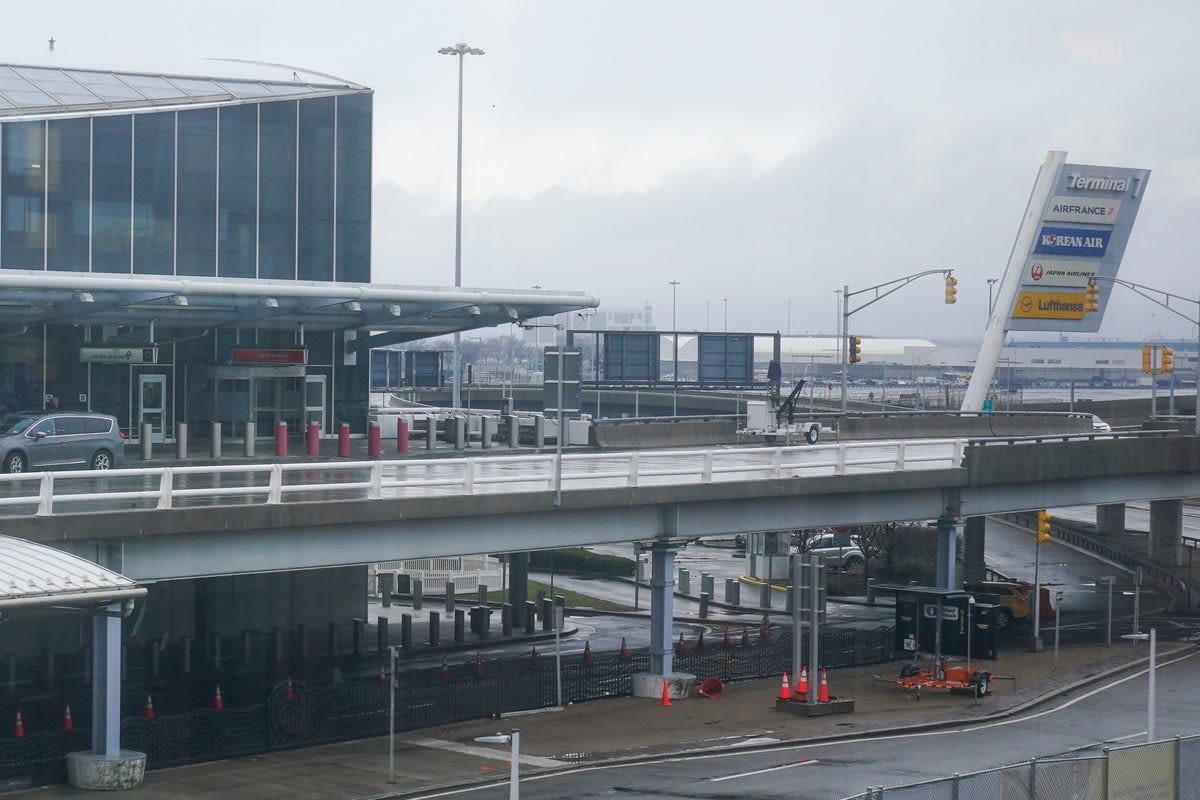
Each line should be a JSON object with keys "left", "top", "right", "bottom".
{"left": 62, "top": 703, "right": 73, "bottom": 731}
{"left": 213, "top": 684, "right": 224, "bottom": 711}
{"left": 777, "top": 671, "right": 792, "bottom": 701}
{"left": 795, "top": 664, "right": 809, "bottom": 702}
{"left": 143, "top": 693, "right": 155, "bottom": 719}
{"left": 818, "top": 667, "right": 830, "bottom": 703}
{"left": 285, "top": 676, "right": 296, "bottom": 701}
{"left": 13, "top": 710, "right": 23, "bottom": 738}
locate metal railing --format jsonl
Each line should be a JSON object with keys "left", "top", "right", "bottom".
{"left": 0, "top": 439, "right": 968, "bottom": 518}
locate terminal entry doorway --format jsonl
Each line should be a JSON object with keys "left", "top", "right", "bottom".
{"left": 138, "top": 374, "right": 168, "bottom": 444}
{"left": 304, "top": 374, "right": 326, "bottom": 436}
{"left": 200, "top": 366, "right": 321, "bottom": 441}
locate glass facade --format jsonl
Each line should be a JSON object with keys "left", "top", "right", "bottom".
{"left": 0, "top": 91, "right": 372, "bottom": 279}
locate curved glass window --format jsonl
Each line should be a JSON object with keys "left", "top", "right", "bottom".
{"left": 298, "top": 96, "right": 334, "bottom": 281}
{"left": 258, "top": 100, "right": 297, "bottom": 279}
{"left": 336, "top": 92, "right": 372, "bottom": 282}
{"left": 217, "top": 103, "right": 256, "bottom": 278}
{"left": 1, "top": 120, "right": 46, "bottom": 269}
{"left": 177, "top": 108, "right": 217, "bottom": 276}
{"left": 92, "top": 115, "right": 132, "bottom": 273}
{"left": 133, "top": 112, "right": 175, "bottom": 274}
{"left": 46, "top": 117, "right": 90, "bottom": 271}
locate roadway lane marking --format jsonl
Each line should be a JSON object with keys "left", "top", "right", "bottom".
{"left": 406, "top": 737, "right": 569, "bottom": 768}
{"left": 710, "top": 758, "right": 818, "bottom": 782}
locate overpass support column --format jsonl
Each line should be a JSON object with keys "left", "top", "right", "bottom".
{"left": 66, "top": 604, "right": 146, "bottom": 789}
{"left": 631, "top": 535, "right": 696, "bottom": 700}
{"left": 509, "top": 553, "right": 530, "bottom": 627}
{"left": 1096, "top": 503, "right": 1127, "bottom": 536}
{"left": 935, "top": 517, "right": 961, "bottom": 590}
{"left": 1149, "top": 499, "right": 1183, "bottom": 567}
{"left": 962, "top": 516, "right": 986, "bottom": 586}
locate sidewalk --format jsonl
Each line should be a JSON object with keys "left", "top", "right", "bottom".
{"left": 20, "top": 640, "right": 1181, "bottom": 800}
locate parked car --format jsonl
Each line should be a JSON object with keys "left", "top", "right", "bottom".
{"left": 0, "top": 411, "right": 126, "bottom": 473}
{"left": 965, "top": 580, "right": 1055, "bottom": 628}
{"left": 797, "top": 528, "right": 865, "bottom": 571}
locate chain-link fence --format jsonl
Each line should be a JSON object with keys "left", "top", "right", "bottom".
{"left": 843, "top": 734, "right": 1200, "bottom": 800}
{"left": 0, "top": 625, "right": 897, "bottom": 787}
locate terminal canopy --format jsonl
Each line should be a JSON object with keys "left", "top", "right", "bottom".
{"left": 0, "top": 535, "right": 145, "bottom": 616}
{"left": 0, "top": 270, "right": 598, "bottom": 343}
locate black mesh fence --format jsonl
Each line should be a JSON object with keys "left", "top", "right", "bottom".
{"left": 0, "top": 625, "right": 898, "bottom": 785}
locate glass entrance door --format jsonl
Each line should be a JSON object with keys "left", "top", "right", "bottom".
{"left": 138, "top": 373, "right": 167, "bottom": 444}
{"left": 304, "top": 374, "right": 326, "bottom": 435}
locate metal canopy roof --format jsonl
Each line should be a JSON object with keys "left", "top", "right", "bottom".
{"left": 0, "top": 63, "right": 364, "bottom": 119}
{"left": 0, "top": 535, "right": 145, "bottom": 614}
{"left": 0, "top": 270, "right": 599, "bottom": 342}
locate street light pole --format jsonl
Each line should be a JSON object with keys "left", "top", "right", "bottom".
{"left": 439, "top": 42, "right": 484, "bottom": 411}
{"left": 669, "top": 281, "right": 680, "bottom": 415}
{"left": 723, "top": 298, "right": 728, "bottom": 332}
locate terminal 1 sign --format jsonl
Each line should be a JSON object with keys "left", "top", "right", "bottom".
{"left": 1006, "top": 162, "right": 1149, "bottom": 333}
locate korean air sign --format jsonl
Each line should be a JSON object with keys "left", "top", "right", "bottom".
{"left": 1033, "top": 226, "right": 1110, "bottom": 257}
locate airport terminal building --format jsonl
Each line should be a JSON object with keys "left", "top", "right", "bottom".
{"left": 0, "top": 63, "right": 592, "bottom": 440}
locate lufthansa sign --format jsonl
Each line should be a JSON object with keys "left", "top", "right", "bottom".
{"left": 1033, "top": 226, "right": 1110, "bottom": 257}
{"left": 1013, "top": 291, "right": 1087, "bottom": 320}
{"left": 1044, "top": 195, "right": 1121, "bottom": 224}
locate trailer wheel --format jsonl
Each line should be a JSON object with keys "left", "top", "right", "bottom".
{"left": 764, "top": 434, "right": 777, "bottom": 444}
{"left": 970, "top": 671, "right": 991, "bottom": 697}
{"left": 805, "top": 426, "right": 819, "bottom": 444}
{"left": 899, "top": 663, "right": 920, "bottom": 678}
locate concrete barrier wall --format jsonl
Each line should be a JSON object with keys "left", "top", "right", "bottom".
{"left": 592, "top": 419, "right": 739, "bottom": 449}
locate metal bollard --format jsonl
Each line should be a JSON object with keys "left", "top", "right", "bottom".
{"left": 507, "top": 414, "right": 519, "bottom": 448}
{"left": 502, "top": 603, "right": 513, "bottom": 636}
{"left": 725, "top": 578, "right": 740, "bottom": 606}
{"left": 760, "top": 581, "right": 772, "bottom": 609}
{"left": 275, "top": 421, "right": 287, "bottom": 457}
{"left": 454, "top": 609, "right": 466, "bottom": 643}
{"left": 478, "top": 584, "right": 488, "bottom": 605}
{"left": 678, "top": 568, "right": 691, "bottom": 595}
{"left": 524, "top": 601, "right": 537, "bottom": 634}
{"left": 176, "top": 422, "right": 187, "bottom": 459}
{"left": 244, "top": 421, "right": 256, "bottom": 457}
{"left": 400, "top": 614, "right": 412, "bottom": 649}
{"left": 534, "top": 416, "right": 545, "bottom": 449}
{"left": 398, "top": 420, "right": 410, "bottom": 454}
{"left": 426, "top": 416, "right": 436, "bottom": 450}
{"left": 481, "top": 417, "right": 493, "bottom": 449}
{"left": 428, "top": 612, "right": 440, "bottom": 647}
{"left": 701, "top": 573, "right": 715, "bottom": 597}
{"left": 141, "top": 422, "right": 152, "bottom": 460}
{"left": 454, "top": 417, "right": 466, "bottom": 450}
{"left": 368, "top": 422, "right": 381, "bottom": 457}
{"left": 376, "top": 616, "right": 388, "bottom": 652}
{"left": 379, "top": 572, "right": 393, "bottom": 607}
{"left": 867, "top": 577, "right": 876, "bottom": 604}
{"left": 210, "top": 421, "right": 222, "bottom": 458}
{"left": 412, "top": 577, "right": 423, "bottom": 610}
{"left": 306, "top": 422, "right": 320, "bottom": 456}
{"left": 338, "top": 422, "right": 350, "bottom": 457}
{"left": 699, "top": 592, "right": 710, "bottom": 619}
{"left": 445, "top": 581, "right": 456, "bottom": 613}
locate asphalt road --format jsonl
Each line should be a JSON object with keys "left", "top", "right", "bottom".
{"left": 443, "top": 647, "right": 1200, "bottom": 800}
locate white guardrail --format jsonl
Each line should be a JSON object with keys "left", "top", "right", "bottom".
{"left": 0, "top": 439, "right": 968, "bottom": 518}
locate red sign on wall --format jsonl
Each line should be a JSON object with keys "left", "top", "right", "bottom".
{"left": 231, "top": 348, "right": 308, "bottom": 365}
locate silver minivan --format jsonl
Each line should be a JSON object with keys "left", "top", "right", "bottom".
{"left": 0, "top": 411, "right": 127, "bottom": 473}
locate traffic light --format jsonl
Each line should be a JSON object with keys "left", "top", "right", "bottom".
{"left": 944, "top": 275, "right": 958, "bottom": 304}
{"left": 1084, "top": 282, "right": 1100, "bottom": 313}
{"left": 1162, "top": 346, "right": 1174, "bottom": 373}
{"left": 1142, "top": 345, "right": 1152, "bottom": 374}
{"left": 1036, "top": 510, "right": 1052, "bottom": 543}
{"left": 847, "top": 335, "right": 862, "bottom": 364}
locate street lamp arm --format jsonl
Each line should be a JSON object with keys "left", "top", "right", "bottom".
{"left": 1091, "top": 275, "right": 1199, "bottom": 325}
{"left": 845, "top": 269, "right": 953, "bottom": 318}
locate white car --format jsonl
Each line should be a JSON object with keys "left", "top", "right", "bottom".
{"left": 1091, "top": 415, "right": 1112, "bottom": 433}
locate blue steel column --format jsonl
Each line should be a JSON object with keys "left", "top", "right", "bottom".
{"left": 92, "top": 604, "right": 122, "bottom": 756}
{"left": 935, "top": 518, "right": 960, "bottom": 590}
{"left": 649, "top": 540, "right": 677, "bottom": 676}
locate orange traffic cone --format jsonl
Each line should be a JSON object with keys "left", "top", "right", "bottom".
{"left": 676, "top": 632, "right": 687, "bottom": 655}
{"left": 13, "top": 710, "right": 23, "bottom": 738}
{"left": 63, "top": 703, "right": 74, "bottom": 731}
{"left": 759, "top": 615, "right": 771, "bottom": 641}
{"left": 696, "top": 631, "right": 705, "bottom": 653}
{"left": 659, "top": 678, "right": 671, "bottom": 707}
{"left": 213, "top": 684, "right": 224, "bottom": 711}
{"left": 795, "top": 664, "right": 809, "bottom": 702}
{"left": 619, "top": 637, "right": 630, "bottom": 659}
{"left": 285, "top": 676, "right": 296, "bottom": 702}
{"left": 741, "top": 627, "right": 750, "bottom": 646}
{"left": 583, "top": 641, "right": 593, "bottom": 664}
{"left": 818, "top": 667, "right": 830, "bottom": 703}
{"left": 722, "top": 628, "right": 731, "bottom": 649}
{"left": 528, "top": 647, "right": 540, "bottom": 671}
{"left": 777, "top": 671, "right": 792, "bottom": 701}
{"left": 143, "top": 693, "right": 155, "bottom": 719}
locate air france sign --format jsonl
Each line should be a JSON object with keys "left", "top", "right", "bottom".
{"left": 1033, "top": 226, "right": 1110, "bottom": 257}
{"left": 1044, "top": 196, "right": 1121, "bottom": 224}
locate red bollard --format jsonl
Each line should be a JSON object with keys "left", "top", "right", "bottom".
{"left": 275, "top": 421, "right": 288, "bottom": 457}
{"left": 338, "top": 422, "right": 351, "bottom": 458}
{"left": 368, "top": 422, "right": 381, "bottom": 458}
{"left": 306, "top": 422, "right": 319, "bottom": 456}
{"left": 397, "top": 420, "right": 410, "bottom": 454}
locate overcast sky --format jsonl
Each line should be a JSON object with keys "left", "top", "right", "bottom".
{"left": 6, "top": 2, "right": 1200, "bottom": 342}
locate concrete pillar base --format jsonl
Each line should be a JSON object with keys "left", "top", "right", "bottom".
{"left": 632, "top": 671, "right": 696, "bottom": 700}
{"left": 67, "top": 750, "right": 146, "bottom": 790}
